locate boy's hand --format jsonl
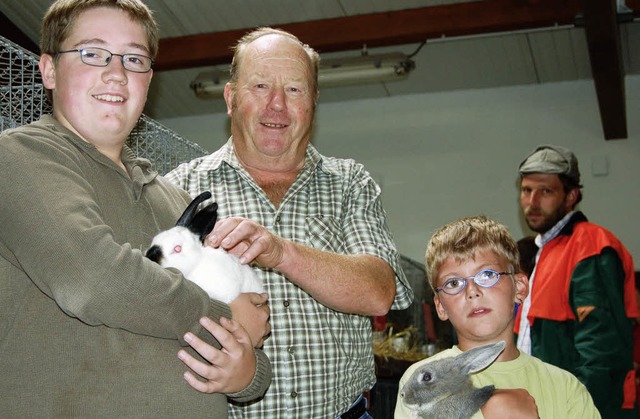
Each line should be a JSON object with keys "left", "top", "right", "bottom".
{"left": 178, "top": 316, "right": 256, "bottom": 394}
{"left": 481, "top": 388, "right": 539, "bottom": 418}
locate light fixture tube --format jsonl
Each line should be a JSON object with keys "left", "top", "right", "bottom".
{"left": 191, "top": 52, "right": 415, "bottom": 99}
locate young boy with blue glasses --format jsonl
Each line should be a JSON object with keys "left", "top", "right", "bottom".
{"left": 394, "top": 216, "right": 600, "bottom": 418}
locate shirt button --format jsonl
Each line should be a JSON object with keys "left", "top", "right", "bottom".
{"left": 288, "top": 346, "right": 294, "bottom": 354}
{"left": 275, "top": 215, "right": 281, "bottom": 223}
{"left": 290, "top": 391, "right": 298, "bottom": 398}
{"left": 283, "top": 300, "right": 290, "bottom": 307}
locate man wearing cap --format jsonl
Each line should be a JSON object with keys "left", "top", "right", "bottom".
{"left": 514, "top": 144, "right": 638, "bottom": 418}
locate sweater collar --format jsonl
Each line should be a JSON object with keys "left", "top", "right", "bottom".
{"left": 40, "top": 114, "right": 157, "bottom": 184}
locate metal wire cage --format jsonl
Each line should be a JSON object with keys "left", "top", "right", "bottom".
{"left": 128, "top": 114, "right": 209, "bottom": 175}
{"left": 0, "top": 36, "right": 51, "bottom": 130}
{"left": 0, "top": 35, "right": 208, "bottom": 175}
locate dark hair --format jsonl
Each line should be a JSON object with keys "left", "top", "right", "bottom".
{"left": 558, "top": 174, "right": 583, "bottom": 205}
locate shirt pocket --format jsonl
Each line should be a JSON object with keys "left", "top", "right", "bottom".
{"left": 306, "top": 216, "right": 345, "bottom": 253}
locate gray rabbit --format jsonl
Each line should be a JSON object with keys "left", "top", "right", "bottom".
{"left": 400, "top": 340, "right": 506, "bottom": 419}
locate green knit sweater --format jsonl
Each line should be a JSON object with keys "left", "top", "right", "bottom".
{"left": 0, "top": 115, "right": 271, "bottom": 417}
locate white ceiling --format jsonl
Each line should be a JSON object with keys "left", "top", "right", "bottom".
{"left": 1, "top": 0, "right": 639, "bottom": 128}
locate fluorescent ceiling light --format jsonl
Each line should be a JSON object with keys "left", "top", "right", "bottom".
{"left": 190, "top": 52, "right": 415, "bottom": 99}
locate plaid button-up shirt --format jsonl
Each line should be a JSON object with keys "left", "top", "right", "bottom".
{"left": 165, "top": 139, "right": 413, "bottom": 418}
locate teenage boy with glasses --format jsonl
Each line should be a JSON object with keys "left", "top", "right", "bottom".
{"left": 0, "top": 0, "right": 270, "bottom": 416}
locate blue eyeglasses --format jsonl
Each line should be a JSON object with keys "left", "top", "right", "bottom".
{"left": 436, "top": 269, "right": 513, "bottom": 296}
{"left": 56, "top": 47, "right": 154, "bottom": 73}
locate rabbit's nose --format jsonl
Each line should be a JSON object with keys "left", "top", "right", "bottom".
{"left": 145, "top": 245, "right": 163, "bottom": 263}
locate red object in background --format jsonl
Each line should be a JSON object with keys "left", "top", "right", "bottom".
{"left": 422, "top": 302, "right": 437, "bottom": 342}
{"left": 633, "top": 322, "right": 640, "bottom": 412}
{"left": 372, "top": 315, "right": 387, "bottom": 331}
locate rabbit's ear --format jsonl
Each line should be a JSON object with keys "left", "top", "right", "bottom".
{"left": 176, "top": 191, "right": 212, "bottom": 228}
{"left": 188, "top": 202, "right": 219, "bottom": 243}
{"left": 458, "top": 340, "right": 505, "bottom": 375}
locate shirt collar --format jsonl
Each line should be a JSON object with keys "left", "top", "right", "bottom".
{"left": 216, "top": 137, "right": 330, "bottom": 176}
{"left": 535, "top": 210, "right": 576, "bottom": 248}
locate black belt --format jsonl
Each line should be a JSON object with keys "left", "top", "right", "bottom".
{"left": 338, "top": 396, "right": 367, "bottom": 419}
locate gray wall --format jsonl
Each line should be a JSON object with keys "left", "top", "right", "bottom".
{"left": 161, "top": 76, "right": 640, "bottom": 265}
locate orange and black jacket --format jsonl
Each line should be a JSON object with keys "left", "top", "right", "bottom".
{"left": 515, "top": 211, "right": 637, "bottom": 419}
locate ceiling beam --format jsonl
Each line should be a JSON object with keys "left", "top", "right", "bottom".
{"left": 156, "top": 0, "right": 584, "bottom": 72}
{"left": 580, "top": 0, "right": 627, "bottom": 140}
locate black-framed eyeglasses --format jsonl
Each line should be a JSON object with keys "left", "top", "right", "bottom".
{"left": 436, "top": 269, "right": 513, "bottom": 296}
{"left": 56, "top": 47, "right": 154, "bottom": 73}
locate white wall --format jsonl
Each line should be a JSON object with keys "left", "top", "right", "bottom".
{"left": 161, "top": 76, "right": 640, "bottom": 265}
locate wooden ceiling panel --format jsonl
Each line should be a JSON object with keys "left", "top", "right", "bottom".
{"left": 528, "top": 28, "right": 591, "bottom": 83}
{"left": 1, "top": 0, "right": 639, "bottom": 137}
{"left": 155, "top": 0, "right": 584, "bottom": 71}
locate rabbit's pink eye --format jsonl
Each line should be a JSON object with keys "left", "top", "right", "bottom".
{"left": 173, "top": 245, "right": 182, "bottom": 254}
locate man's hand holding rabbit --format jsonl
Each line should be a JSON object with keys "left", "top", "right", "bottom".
{"left": 207, "top": 217, "right": 285, "bottom": 269}
{"left": 229, "top": 292, "right": 270, "bottom": 348}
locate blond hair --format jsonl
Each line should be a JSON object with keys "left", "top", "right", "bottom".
{"left": 425, "top": 216, "right": 521, "bottom": 291}
{"left": 40, "top": 0, "right": 158, "bottom": 58}
{"left": 40, "top": 0, "right": 158, "bottom": 101}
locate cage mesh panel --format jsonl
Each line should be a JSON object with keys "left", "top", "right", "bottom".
{"left": 0, "top": 37, "right": 51, "bottom": 130}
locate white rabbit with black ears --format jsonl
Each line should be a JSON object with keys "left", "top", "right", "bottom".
{"left": 400, "top": 340, "right": 506, "bottom": 419}
{"left": 146, "top": 191, "right": 263, "bottom": 303}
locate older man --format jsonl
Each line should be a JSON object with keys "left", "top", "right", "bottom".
{"left": 166, "top": 27, "right": 413, "bottom": 418}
